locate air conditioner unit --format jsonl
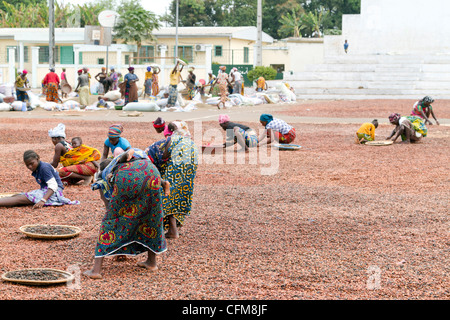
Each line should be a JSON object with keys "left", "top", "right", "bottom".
{"left": 92, "top": 30, "right": 101, "bottom": 41}
{"left": 195, "top": 44, "right": 206, "bottom": 52}
{"left": 157, "top": 44, "right": 167, "bottom": 51}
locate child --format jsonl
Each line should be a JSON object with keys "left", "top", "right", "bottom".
{"left": 94, "top": 148, "right": 171, "bottom": 199}
{"left": 356, "top": 119, "right": 378, "bottom": 144}
{"left": 0, "top": 150, "right": 79, "bottom": 208}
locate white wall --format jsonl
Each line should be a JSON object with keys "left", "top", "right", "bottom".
{"left": 341, "top": 0, "right": 450, "bottom": 55}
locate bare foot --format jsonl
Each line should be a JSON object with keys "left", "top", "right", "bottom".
{"left": 80, "top": 176, "right": 93, "bottom": 186}
{"left": 113, "top": 255, "right": 128, "bottom": 262}
{"left": 83, "top": 269, "right": 102, "bottom": 279}
{"left": 162, "top": 181, "right": 171, "bottom": 196}
{"left": 165, "top": 232, "right": 179, "bottom": 239}
{"left": 137, "top": 261, "right": 158, "bottom": 271}
{"left": 126, "top": 149, "right": 135, "bottom": 161}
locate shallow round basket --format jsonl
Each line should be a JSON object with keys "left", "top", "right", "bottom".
{"left": 61, "top": 84, "right": 72, "bottom": 94}
{"left": 19, "top": 224, "right": 81, "bottom": 240}
{"left": 2, "top": 268, "right": 74, "bottom": 286}
{"left": 16, "top": 87, "right": 30, "bottom": 91}
{"left": 365, "top": 140, "right": 393, "bottom": 146}
{"left": 177, "top": 58, "right": 188, "bottom": 66}
{"left": 273, "top": 144, "right": 302, "bottom": 150}
{"left": 0, "top": 192, "right": 20, "bottom": 198}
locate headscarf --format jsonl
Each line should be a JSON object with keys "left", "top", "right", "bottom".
{"left": 260, "top": 114, "right": 273, "bottom": 124}
{"left": 110, "top": 66, "right": 115, "bottom": 70}
{"left": 22, "top": 70, "right": 28, "bottom": 75}
{"left": 422, "top": 96, "right": 434, "bottom": 104}
{"left": 389, "top": 113, "right": 401, "bottom": 123}
{"left": 153, "top": 117, "right": 165, "bottom": 129}
{"left": 219, "top": 66, "right": 226, "bottom": 71}
{"left": 218, "top": 114, "right": 230, "bottom": 124}
{"left": 101, "top": 67, "right": 106, "bottom": 71}
{"left": 77, "top": 69, "right": 83, "bottom": 74}
{"left": 49, "top": 68, "right": 55, "bottom": 73}
{"left": 48, "top": 123, "right": 66, "bottom": 139}
{"left": 147, "top": 66, "right": 152, "bottom": 72}
{"left": 128, "top": 67, "right": 134, "bottom": 71}
{"left": 108, "top": 124, "right": 123, "bottom": 138}
{"left": 188, "top": 67, "right": 195, "bottom": 72}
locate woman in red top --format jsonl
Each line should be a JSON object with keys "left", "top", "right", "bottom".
{"left": 42, "top": 68, "right": 61, "bottom": 102}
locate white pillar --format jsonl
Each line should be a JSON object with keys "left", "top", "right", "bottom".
{"left": 31, "top": 46, "right": 40, "bottom": 88}
{"left": 8, "top": 47, "right": 16, "bottom": 84}
{"left": 204, "top": 44, "right": 213, "bottom": 74}
{"left": 116, "top": 48, "right": 122, "bottom": 76}
{"left": 19, "top": 42, "right": 24, "bottom": 72}
{"left": 253, "top": 45, "right": 258, "bottom": 68}
{"left": 160, "top": 47, "right": 166, "bottom": 86}
{"left": 74, "top": 47, "right": 80, "bottom": 84}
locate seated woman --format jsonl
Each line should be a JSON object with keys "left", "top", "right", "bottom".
{"left": 411, "top": 96, "right": 440, "bottom": 126}
{"left": 145, "top": 128, "right": 198, "bottom": 239}
{"left": 257, "top": 114, "right": 296, "bottom": 146}
{"left": 0, "top": 150, "right": 79, "bottom": 208}
{"left": 218, "top": 114, "right": 258, "bottom": 152}
{"left": 85, "top": 149, "right": 168, "bottom": 279}
{"left": 356, "top": 119, "right": 378, "bottom": 144}
{"left": 49, "top": 123, "right": 73, "bottom": 168}
{"left": 101, "top": 124, "right": 131, "bottom": 161}
{"left": 58, "top": 137, "right": 101, "bottom": 186}
{"left": 387, "top": 113, "right": 425, "bottom": 143}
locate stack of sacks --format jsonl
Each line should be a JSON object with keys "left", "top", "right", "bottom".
{"left": 123, "top": 102, "right": 160, "bottom": 112}
{"left": 0, "top": 83, "right": 15, "bottom": 100}
{"left": 0, "top": 102, "right": 11, "bottom": 111}
{"left": 62, "top": 100, "right": 81, "bottom": 110}
{"left": 11, "top": 101, "right": 27, "bottom": 111}
{"left": 103, "top": 90, "right": 124, "bottom": 107}
{"left": 27, "top": 91, "right": 41, "bottom": 109}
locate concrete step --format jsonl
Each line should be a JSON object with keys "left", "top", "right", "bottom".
{"left": 283, "top": 80, "right": 450, "bottom": 90}
{"left": 292, "top": 87, "right": 450, "bottom": 96}
{"left": 295, "top": 94, "right": 450, "bottom": 100}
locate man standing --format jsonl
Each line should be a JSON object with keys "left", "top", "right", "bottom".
{"left": 75, "top": 69, "right": 90, "bottom": 107}
{"left": 230, "top": 67, "right": 243, "bottom": 95}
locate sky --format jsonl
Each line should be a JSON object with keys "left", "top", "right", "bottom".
{"left": 59, "top": 0, "right": 172, "bottom": 16}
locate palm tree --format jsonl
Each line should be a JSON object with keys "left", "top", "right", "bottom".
{"left": 113, "top": 0, "right": 161, "bottom": 63}
{"left": 278, "top": 7, "right": 306, "bottom": 38}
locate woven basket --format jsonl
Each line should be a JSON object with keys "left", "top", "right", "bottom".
{"left": 365, "top": 140, "right": 393, "bottom": 146}
{"left": 0, "top": 192, "right": 20, "bottom": 199}
{"left": 273, "top": 144, "right": 302, "bottom": 151}
{"left": 2, "top": 268, "right": 74, "bottom": 286}
{"left": 19, "top": 224, "right": 81, "bottom": 240}
{"left": 61, "top": 84, "right": 72, "bottom": 94}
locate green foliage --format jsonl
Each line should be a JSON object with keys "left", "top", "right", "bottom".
{"left": 163, "top": 0, "right": 361, "bottom": 39}
{"left": 247, "top": 66, "right": 277, "bottom": 82}
{"left": 112, "top": 0, "right": 161, "bottom": 49}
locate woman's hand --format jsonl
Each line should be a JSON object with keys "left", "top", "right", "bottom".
{"left": 33, "top": 199, "right": 46, "bottom": 209}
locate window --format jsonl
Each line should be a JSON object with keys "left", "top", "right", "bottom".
{"left": 38, "top": 46, "right": 59, "bottom": 64}
{"left": 244, "top": 47, "right": 249, "bottom": 64}
{"left": 7, "top": 46, "right": 29, "bottom": 63}
{"left": 60, "top": 46, "right": 74, "bottom": 64}
{"left": 175, "top": 46, "right": 193, "bottom": 63}
{"left": 134, "top": 46, "right": 155, "bottom": 64}
{"left": 97, "top": 58, "right": 105, "bottom": 65}
{"left": 214, "top": 46, "right": 223, "bottom": 57}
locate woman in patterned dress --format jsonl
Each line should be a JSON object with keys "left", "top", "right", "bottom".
{"left": 145, "top": 130, "right": 198, "bottom": 238}
{"left": 85, "top": 149, "right": 168, "bottom": 279}
{"left": 216, "top": 66, "right": 230, "bottom": 109}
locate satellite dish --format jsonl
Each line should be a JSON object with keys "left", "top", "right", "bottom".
{"left": 98, "top": 10, "right": 119, "bottom": 28}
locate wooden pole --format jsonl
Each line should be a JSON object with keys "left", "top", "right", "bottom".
{"left": 49, "top": 0, "right": 55, "bottom": 69}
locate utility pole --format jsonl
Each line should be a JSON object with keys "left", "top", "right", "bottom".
{"left": 256, "top": 0, "right": 262, "bottom": 66}
{"left": 175, "top": 0, "right": 179, "bottom": 63}
{"left": 49, "top": 0, "right": 55, "bottom": 69}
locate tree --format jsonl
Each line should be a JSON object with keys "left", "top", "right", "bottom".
{"left": 278, "top": 6, "right": 306, "bottom": 38}
{"left": 113, "top": 0, "right": 161, "bottom": 58}
{"left": 247, "top": 66, "right": 277, "bottom": 82}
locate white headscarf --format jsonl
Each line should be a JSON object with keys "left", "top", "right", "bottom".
{"left": 48, "top": 123, "right": 66, "bottom": 138}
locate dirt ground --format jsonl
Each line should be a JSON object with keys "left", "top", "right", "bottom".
{"left": 0, "top": 99, "right": 448, "bottom": 301}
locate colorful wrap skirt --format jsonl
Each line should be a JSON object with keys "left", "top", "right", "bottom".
{"left": 406, "top": 116, "right": 428, "bottom": 137}
{"left": 46, "top": 82, "right": 60, "bottom": 102}
{"left": 144, "top": 78, "right": 153, "bottom": 95}
{"left": 152, "top": 76, "right": 159, "bottom": 96}
{"left": 357, "top": 132, "right": 374, "bottom": 142}
{"left": 159, "top": 135, "right": 198, "bottom": 231}
{"left": 273, "top": 128, "right": 296, "bottom": 144}
{"left": 167, "top": 85, "right": 178, "bottom": 107}
{"left": 16, "top": 89, "right": 29, "bottom": 102}
{"left": 58, "top": 162, "right": 97, "bottom": 183}
{"left": 94, "top": 159, "right": 167, "bottom": 257}
{"left": 236, "top": 127, "right": 258, "bottom": 148}
{"left": 23, "top": 187, "right": 80, "bottom": 206}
